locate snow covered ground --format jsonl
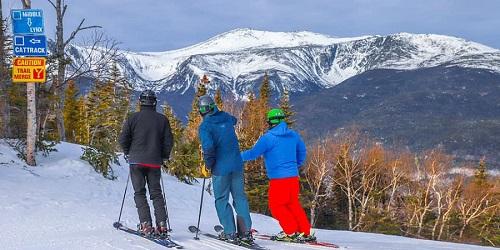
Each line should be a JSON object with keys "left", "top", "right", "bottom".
{"left": 0, "top": 141, "right": 495, "bottom": 250}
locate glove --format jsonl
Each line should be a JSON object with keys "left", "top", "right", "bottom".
{"left": 124, "top": 154, "right": 129, "bottom": 163}
{"left": 200, "top": 164, "right": 211, "bottom": 178}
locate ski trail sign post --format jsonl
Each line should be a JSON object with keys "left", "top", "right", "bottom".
{"left": 13, "top": 34, "right": 47, "bottom": 56}
{"left": 11, "top": 8, "right": 47, "bottom": 80}
{"left": 11, "top": 9, "right": 44, "bottom": 34}
{"left": 12, "top": 57, "right": 46, "bottom": 83}
{"left": 11, "top": 6, "right": 47, "bottom": 166}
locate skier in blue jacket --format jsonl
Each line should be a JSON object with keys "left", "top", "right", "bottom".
{"left": 241, "top": 108, "right": 315, "bottom": 242}
{"left": 198, "top": 95, "right": 253, "bottom": 244}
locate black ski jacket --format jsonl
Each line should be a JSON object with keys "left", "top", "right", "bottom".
{"left": 119, "top": 106, "right": 173, "bottom": 165}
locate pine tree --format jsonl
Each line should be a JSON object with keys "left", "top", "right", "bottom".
{"left": 75, "top": 96, "right": 89, "bottom": 144}
{"left": 162, "top": 103, "right": 197, "bottom": 184}
{"left": 237, "top": 74, "right": 275, "bottom": 214}
{"left": 279, "top": 89, "right": 296, "bottom": 126}
{"left": 474, "top": 158, "right": 488, "bottom": 187}
{"left": 7, "top": 84, "right": 27, "bottom": 138}
{"left": 81, "top": 75, "right": 130, "bottom": 179}
{"left": 63, "top": 81, "right": 79, "bottom": 142}
{"left": 174, "top": 75, "right": 210, "bottom": 182}
{"left": 184, "top": 75, "right": 208, "bottom": 142}
{"left": 259, "top": 72, "right": 271, "bottom": 111}
{"left": 215, "top": 88, "right": 223, "bottom": 111}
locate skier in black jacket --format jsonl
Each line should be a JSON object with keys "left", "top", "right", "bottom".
{"left": 119, "top": 90, "right": 174, "bottom": 236}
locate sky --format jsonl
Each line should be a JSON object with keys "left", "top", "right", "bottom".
{"left": 2, "top": 0, "right": 500, "bottom": 52}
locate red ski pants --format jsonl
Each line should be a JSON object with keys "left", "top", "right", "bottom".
{"left": 268, "top": 176, "right": 311, "bottom": 235}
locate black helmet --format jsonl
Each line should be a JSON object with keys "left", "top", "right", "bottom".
{"left": 198, "top": 95, "right": 216, "bottom": 116}
{"left": 139, "top": 90, "right": 157, "bottom": 106}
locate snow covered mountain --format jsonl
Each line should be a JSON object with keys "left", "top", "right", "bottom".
{"left": 0, "top": 141, "right": 496, "bottom": 250}
{"left": 68, "top": 28, "right": 500, "bottom": 97}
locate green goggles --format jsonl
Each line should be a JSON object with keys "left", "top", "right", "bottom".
{"left": 267, "top": 115, "right": 285, "bottom": 124}
{"left": 199, "top": 104, "right": 215, "bottom": 114}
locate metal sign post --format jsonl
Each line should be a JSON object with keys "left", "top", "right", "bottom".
{"left": 11, "top": 3, "right": 46, "bottom": 166}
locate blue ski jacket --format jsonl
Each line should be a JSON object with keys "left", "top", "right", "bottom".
{"left": 241, "top": 122, "right": 307, "bottom": 179}
{"left": 198, "top": 108, "right": 244, "bottom": 176}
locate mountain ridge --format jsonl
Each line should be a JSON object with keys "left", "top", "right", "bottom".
{"left": 65, "top": 29, "right": 500, "bottom": 96}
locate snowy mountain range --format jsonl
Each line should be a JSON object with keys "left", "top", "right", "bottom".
{"left": 64, "top": 29, "right": 500, "bottom": 166}
{"left": 68, "top": 28, "right": 500, "bottom": 97}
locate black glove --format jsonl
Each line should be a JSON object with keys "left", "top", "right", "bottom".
{"left": 124, "top": 154, "right": 129, "bottom": 163}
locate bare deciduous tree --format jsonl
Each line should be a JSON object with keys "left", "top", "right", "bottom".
{"left": 304, "top": 136, "right": 335, "bottom": 227}
{"left": 385, "top": 152, "right": 411, "bottom": 212}
{"left": 331, "top": 130, "right": 367, "bottom": 231}
{"left": 47, "top": 0, "right": 103, "bottom": 141}
{"left": 457, "top": 176, "right": 498, "bottom": 239}
{"left": 0, "top": 0, "right": 11, "bottom": 138}
{"left": 437, "top": 175, "right": 463, "bottom": 240}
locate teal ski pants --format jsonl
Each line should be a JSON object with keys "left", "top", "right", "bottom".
{"left": 212, "top": 171, "right": 252, "bottom": 234}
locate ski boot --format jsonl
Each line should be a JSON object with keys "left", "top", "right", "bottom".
{"left": 219, "top": 231, "right": 239, "bottom": 244}
{"left": 137, "top": 221, "right": 154, "bottom": 237}
{"left": 239, "top": 231, "right": 254, "bottom": 245}
{"left": 295, "top": 232, "right": 317, "bottom": 242}
{"left": 272, "top": 231, "right": 298, "bottom": 242}
{"left": 156, "top": 221, "right": 169, "bottom": 238}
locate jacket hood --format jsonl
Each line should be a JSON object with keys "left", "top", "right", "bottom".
{"left": 204, "top": 108, "right": 236, "bottom": 125}
{"left": 269, "top": 122, "right": 292, "bottom": 136}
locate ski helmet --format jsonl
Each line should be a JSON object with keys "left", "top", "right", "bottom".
{"left": 198, "top": 95, "right": 216, "bottom": 116}
{"left": 139, "top": 90, "right": 157, "bottom": 106}
{"left": 267, "top": 108, "right": 286, "bottom": 127}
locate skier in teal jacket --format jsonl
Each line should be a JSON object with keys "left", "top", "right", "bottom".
{"left": 198, "top": 95, "right": 253, "bottom": 244}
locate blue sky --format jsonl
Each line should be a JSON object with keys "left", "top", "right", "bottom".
{"left": 3, "top": 0, "right": 500, "bottom": 51}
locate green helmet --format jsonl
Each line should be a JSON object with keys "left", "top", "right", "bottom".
{"left": 267, "top": 108, "right": 286, "bottom": 126}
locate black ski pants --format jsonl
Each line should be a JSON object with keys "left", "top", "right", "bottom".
{"left": 130, "top": 165, "right": 167, "bottom": 225}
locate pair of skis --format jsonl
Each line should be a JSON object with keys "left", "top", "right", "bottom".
{"left": 252, "top": 232, "right": 339, "bottom": 248}
{"left": 189, "top": 225, "right": 339, "bottom": 249}
{"left": 113, "top": 222, "right": 183, "bottom": 249}
{"left": 189, "top": 225, "right": 267, "bottom": 250}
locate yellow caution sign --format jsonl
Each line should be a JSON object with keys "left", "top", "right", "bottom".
{"left": 12, "top": 57, "right": 46, "bottom": 83}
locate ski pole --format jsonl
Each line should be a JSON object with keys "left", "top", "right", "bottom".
{"left": 160, "top": 169, "right": 172, "bottom": 232}
{"left": 194, "top": 178, "right": 207, "bottom": 240}
{"left": 114, "top": 172, "right": 130, "bottom": 228}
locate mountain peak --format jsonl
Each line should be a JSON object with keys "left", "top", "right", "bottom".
{"left": 67, "top": 29, "right": 500, "bottom": 93}
{"left": 171, "top": 28, "right": 369, "bottom": 56}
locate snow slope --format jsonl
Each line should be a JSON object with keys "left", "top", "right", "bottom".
{"left": 0, "top": 141, "right": 495, "bottom": 250}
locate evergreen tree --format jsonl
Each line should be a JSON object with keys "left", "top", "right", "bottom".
{"left": 174, "top": 75, "right": 209, "bottom": 182}
{"left": 75, "top": 96, "right": 89, "bottom": 144}
{"left": 237, "top": 73, "right": 276, "bottom": 214}
{"left": 215, "top": 88, "right": 223, "bottom": 110}
{"left": 259, "top": 72, "right": 271, "bottom": 109}
{"left": 7, "top": 84, "right": 27, "bottom": 138}
{"left": 63, "top": 81, "right": 79, "bottom": 142}
{"left": 279, "top": 89, "right": 296, "bottom": 127}
{"left": 185, "top": 75, "right": 208, "bottom": 142}
{"left": 162, "top": 103, "right": 197, "bottom": 184}
{"left": 81, "top": 75, "right": 130, "bottom": 179}
{"left": 474, "top": 158, "right": 488, "bottom": 187}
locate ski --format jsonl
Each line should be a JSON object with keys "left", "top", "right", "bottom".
{"left": 188, "top": 225, "right": 268, "bottom": 250}
{"left": 252, "top": 231, "right": 339, "bottom": 248}
{"left": 114, "top": 222, "right": 183, "bottom": 249}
